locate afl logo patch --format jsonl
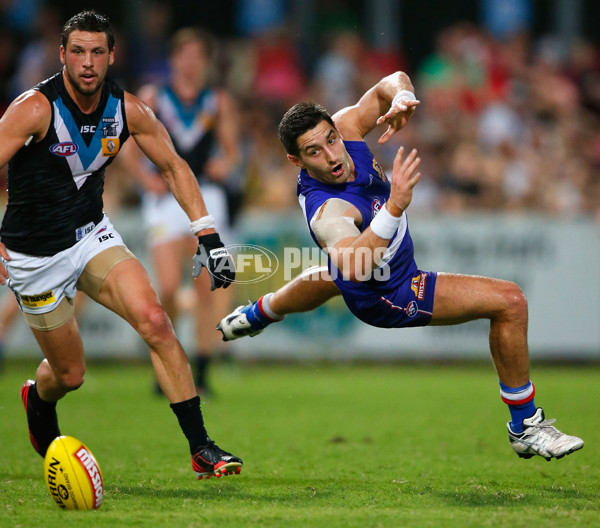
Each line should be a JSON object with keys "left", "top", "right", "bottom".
{"left": 372, "top": 198, "right": 382, "bottom": 218}
{"left": 50, "top": 142, "right": 78, "bottom": 157}
{"left": 405, "top": 300, "right": 418, "bottom": 317}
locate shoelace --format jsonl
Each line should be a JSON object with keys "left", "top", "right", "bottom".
{"left": 520, "top": 419, "right": 565, "bottom": 445}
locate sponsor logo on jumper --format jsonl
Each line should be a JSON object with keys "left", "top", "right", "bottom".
{"left": 75, "top": 446, "right": 103, "bottom": 508}
{"left": 80, "top": 125, "right": 96, "bottom": 134}
{"left": 372, "top": 198, "right": 382, "bottom": 219}
{"left": 405, "top": 300, "right": 418, "bottom": 317}
{"left": 411, "top": 273, "right": 427, "bottom": 300}
{"left": 101, "top": 137, "right": 120, "bottom": 157}
{"left": 19, "top": 290, "right": 56, "bottom": 308}
{"left": 50, "top": 142, "right": 78, "bottom": 157}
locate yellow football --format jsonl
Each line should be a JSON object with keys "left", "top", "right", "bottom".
{"left": 43, "top": 435, "right": 104, "bottom": 510}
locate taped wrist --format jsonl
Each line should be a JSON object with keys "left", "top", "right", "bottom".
{"left": 370, "top": 204, "right": 403, "bottom": 239}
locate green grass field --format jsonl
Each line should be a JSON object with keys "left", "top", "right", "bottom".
{"left": 0, "top": 359, "right": 598, "bottom": 527}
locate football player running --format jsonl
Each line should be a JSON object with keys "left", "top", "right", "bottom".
{"left": 0, "top": 10, "right": 241, "bottom": 479}
{"left": 218, "top": 71, "right": 584, "bottom": 462}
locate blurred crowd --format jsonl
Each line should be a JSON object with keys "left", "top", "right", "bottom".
{"left": 0, "top": 3, "right": 599, "bottom": 221}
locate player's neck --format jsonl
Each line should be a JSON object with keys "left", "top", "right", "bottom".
{"left": 172, "top": 75, "right": 205, "bottom": 103}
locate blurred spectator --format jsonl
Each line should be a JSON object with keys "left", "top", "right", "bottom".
{"left": 8, "top": 6, "right": 62, "bottom": 98}
{"left": 250, "top": 26, "right": 307, "bottom": 105}
{"left": 0, "top": 6, "right": 597, "bottom": 220}
{"left": 311, "top": 30, "right": 364, "bottom": 113}
{"left": 240, "top": 99, "right": 298, "bottom": 211}
{"left": 126, "top": 0, "right": 173, "bottom": 90}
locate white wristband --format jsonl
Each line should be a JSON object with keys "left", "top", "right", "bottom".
{"left": 391, "top": 90, "right": 416, "bottom": 108}
{"left": 370, "top": 204, "right": 402, "bottom": 239}
{"left": 190, "top": 215, "right": 215, "bottom": 234}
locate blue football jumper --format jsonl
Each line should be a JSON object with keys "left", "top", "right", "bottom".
{"left": 297, "top": 140, "right": 437, "bottom": 328}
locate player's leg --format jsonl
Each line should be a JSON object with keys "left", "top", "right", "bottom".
{"left": 430, "top": 273, "right": 529, "bottom": 387}
{"left": 191, "top": 263, "right": 232, "bottom": 394}
{"left": 21, "top": 299, "right": 85, "bottom": 457}
{"left": 151, "top": 237, "right": 186, "bottom": 322}
{"left": 87, "top": 251, "right": 241, "bottom": 477}
{"left": 0, "top": 292, "right": 22, "bottom": 371}
{"left": 431, "top": 272, "right": 583, "bottom": 460}
{"left": 217, "top": 266, "right": 341, "bottom": 341}
{"left": 148, "top": 236, "right": 188, "bottom": 394}
{"left": 191, "top": 183, "right": 234, "bottom": 394}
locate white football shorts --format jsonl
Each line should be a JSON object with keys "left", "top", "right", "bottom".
{"left": 4, "top": 215, "right": 127, "bottom": 315}
{"left": 141, "top": 182, "right": 231, "bottom": 246}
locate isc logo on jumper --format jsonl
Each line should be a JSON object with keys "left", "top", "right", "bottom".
{"left": 50, "top": 142, "right": 78, "bottom": 157}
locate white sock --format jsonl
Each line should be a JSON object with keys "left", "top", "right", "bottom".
{"left": 258, "top": 293, "right": 284, "bottom": 321}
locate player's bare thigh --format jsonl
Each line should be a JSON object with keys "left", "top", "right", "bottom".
{"left": 429, "top": 272, "right": 526, "bottom": 326}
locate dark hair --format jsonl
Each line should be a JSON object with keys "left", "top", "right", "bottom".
{"left": 278, "top": 102, "right": 335, "bottom": 156}
{"left": 62, "top": 10, "right": 115, "bottom": 50}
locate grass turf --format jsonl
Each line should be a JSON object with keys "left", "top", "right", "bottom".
{"left": 0, "top": 359, "right": 598, "bottom": 527}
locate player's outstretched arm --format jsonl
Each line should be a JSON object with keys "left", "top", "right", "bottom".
{"left": 332, "top": 71, "right": 419, "bottom": 143}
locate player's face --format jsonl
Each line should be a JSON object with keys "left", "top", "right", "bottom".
{"left": 61, "top": 30, "right": 114, "bottom": 97}
{"left": 288, "top": 121, "right": 355, "bottom": 184}
{"left": 171, "top": 40, "right": 208, "bottom": 81}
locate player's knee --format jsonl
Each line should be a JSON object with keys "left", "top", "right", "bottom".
{"left": 137, "top": 304, "right": 175, "bottom": 345}
{"left": 501, "top": 281, "right": 528, "bottom": 322}
{"left": 56, "top": 367, "right": 85, "bottom": 392}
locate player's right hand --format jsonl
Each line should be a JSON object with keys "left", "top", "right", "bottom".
{"left": 377, "top": 96, "right": 420, "bottom": 144}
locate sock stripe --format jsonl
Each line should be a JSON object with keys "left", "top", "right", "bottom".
{"left": 257, "top": 294, "right": 281, "bottom": 322}
{"left": 500, "top": 381, "right": 535, "bottom": 406}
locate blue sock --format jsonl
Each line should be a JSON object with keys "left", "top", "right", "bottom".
{"left": 245, "top": 295, "right": 282, "bottom": 329}
{"left": 499, "top": 381, "right": 536, "bottom": 434}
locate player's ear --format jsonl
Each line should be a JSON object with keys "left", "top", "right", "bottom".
{"left": 287, "top": 154, "right": 303, "bottom": 168}
{"left": 60, "top": 45, "right": 66, "bottom": 65}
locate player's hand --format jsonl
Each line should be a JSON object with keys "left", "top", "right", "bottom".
{"left": 204, "top": 157, "right": 234, "bottom": 182}
{"left": 387, "top": 146, "right": 421, "bottom": 214}
{"left": 0, "top": 241, "right": 10, "bottom": 285}
{"left": 192, "top": 233, "right": 235, "bottom": 290}
{"left": 376, "top": 96, "right": 420, "bottom": 144}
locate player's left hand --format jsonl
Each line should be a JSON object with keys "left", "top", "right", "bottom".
{"left": 192, "top": 233, "right": 235, "bottom": 290}
{"left": 376, "top": 96, "right": 420, "bottom": 144}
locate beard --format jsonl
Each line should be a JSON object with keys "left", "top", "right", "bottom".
{"left": 64, "top": 66, "right": 104, "bottom": 97}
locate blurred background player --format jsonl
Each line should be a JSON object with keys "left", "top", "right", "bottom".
{"left": 123, "top": 27, "right": 240, "bottom": 396}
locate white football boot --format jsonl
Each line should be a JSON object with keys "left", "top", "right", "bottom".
{"left": 507, "top": 407, "right": 584, "bottom": 461}
{"left": 217, "top": 304, "right": 267, "bottom": 341}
